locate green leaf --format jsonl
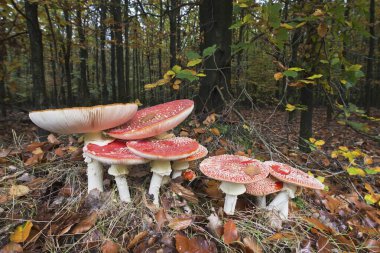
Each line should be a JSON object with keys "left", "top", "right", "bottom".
{"left": 365, "top": 168, "right": 380, "bottom": 175}
{"left": 288, "top": 67, "right": 305, "bottom": 72}
{"left": 187, "top": 58, "right": 202, "bottom": 67}
{"left": 347, "top": 64, "right": 362, "bottom": 72}
{"left": 176, "top": 70, "right": 198, "bottom": 82}
{"left": 364, "top": 194, "right": 377, "bottom": 205}
{"left": 320, "top": 60, "right": 329, "bottom": 64}
{"left": 186, "top": 51, "right": 201, "bottom": 60}
{"left": 283, "top": 70, "right": 298, "bottom": 78}
{"left": 266, "top": 3, "right": 282, "bottom": 28}
{"left": 347, "top": 167, "right": 366, "bottom": 176}
{"left": 202, "top": 45, "right": 217, "bottom": 57}
{"left": 172, "top": 65, "right": 182, "bottom": 73}
{"left": 299, "top": 79, "right": 315, "bottom": 84}
{"left": 243, "top": 14, "right": 252, "bottom": 23}
{"left": 331, "top": 58, "right": 340, "bottom": 65}
{"left": 307, "top": 74, "right": 323, "bottom": 80}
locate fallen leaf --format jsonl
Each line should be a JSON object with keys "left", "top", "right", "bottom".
{"left": 244, "top": 166, "right": 261, "bottom": 176}
{"left": 365, "top": 239, "right": 380, "bottom": 252}
{"left": 10, "top": 221, "right": 33, "bottom": 243}
{"left": 24, "top": 153, "right": 43, "bottom": 166}
{"left": 168, "top": 217, "right": 193, "bottom": 231}
{"left": 48, "top": 134, "right": 61, "bottom": 145}
{"left": 264, "top": 232, "right": 296, "bottom": 242}
{"left": 274, "top": 72, "right": 283, "bottom": 81}
{"left": 303, "top": 217, "right": 334, "bottom": 234}
{"left": 101, "top": 240, "right": 119, "bottom": 253}
{"left": 0, "top": 242, "right": 23, "bottom": 253}
{"left": 206, "top": 213, "right": 223, "bottom": 237}
{"left": 71, "top": 212, "right": 98, "bottom": 234}
{"left": 9, "top": 185, "right": 30, "bottom": 197}
{"left": 317, "top": 235, "right": 334, "bottom": 253}
{"left": 126, "top": 231, "right": 148, "bottom": 250}
{"left": 243, "top": 237, "right": 263, "bottom": 253}
{"left": 210, "top": 128, "right": 220, "bottom": 136}
{"left": 25, "top": 142, "right": 46, "bottom": 152}
{"left": 205, "top": 180, "right": 223, "bottom": 199}
{"left": 155, "top": 208, "right": 168, "bottom": 231}
{"left": 171, "top": 183, "right": 199, "bottom": 203}
{"left": 175, "top": 233, "right": 217, "bottom": 253}
{"left": 223, "top": 219, "right": 239, "bottom": 245}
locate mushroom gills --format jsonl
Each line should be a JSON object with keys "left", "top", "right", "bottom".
{"left": 219, "top": 181, "right": 246, "bottom": 215}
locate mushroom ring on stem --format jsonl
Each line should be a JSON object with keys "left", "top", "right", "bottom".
{"left": 265, "top": 161, "right": 325, "bottom": 220}
{"left": 245, "top": 176, "right": 284, "bottom": 208}
{"left": 200, "top": 155, "right": 269, "bottom": 215}
{"left": 107, "top": 99, "right": 194, "bottom": 140}
{"left": 84, "top": 140, "right": 149, "bottom": 202}
{"left": 29, "top": 103, "right": 138, "bottom": 193}
{"left": 127, "top": 137, "right": 200, "bottom": 206}
{"left": 172, "top": 144, "right": 208, "bottom": 179}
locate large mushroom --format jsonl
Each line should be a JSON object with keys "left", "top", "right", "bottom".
{"left": 245, "top": 176, "right": 283, "bottom": 208}
{"left": 127, "top": 137, "right": 200, "bottom": 206}
{"left": 265, "top": 161, "right": 325, "bottom": 220}
{"left": 29, "top": 103, "right": 137, "bottom": 192}
{"left": 83, "top": 140, "right": 149, "bottom": 202}
{"left": 171, "top": 144, "right": 208, "bottom": 179}
{"left": 200, "top": 155, "right": 269, "bottom": 215}
{"left": 107, "top": 99, "right": 194, "bottom": 140}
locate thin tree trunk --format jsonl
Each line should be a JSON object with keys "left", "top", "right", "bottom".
{"left": 124, "top": 0, "right": 131, "bottom": 99}
{"left": 365, "top": 0, "right": 375, "bottom": 114}
{"left": 63, "top": 2, "right": 73, "bottom": 105}
{"left": 25, "top": 0, "right": 47, "bottom": 107}
{"left": 0, "top": 21, "right": 6, "bottom": 117}
{"left": 100, "top": 0, "right": 108, "bottom": 103}
{"left": 111, "top": 28, "right": 117, "bottom": 102}
{"left": 169, "top": 0, "right": 177, "bottom": 67}
{"left": 76, "top": 2, "right": 89, "bottom": 104}
{"left": 158, "top": 0, "right": 163, "bottom": 77}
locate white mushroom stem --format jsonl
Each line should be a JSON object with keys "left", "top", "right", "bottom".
{"left": 255, "top": 196, "right": 266, "bottom": 208}
{"left": 148, "top": 160, "right": 172, "bottom": 206}
{"left": 108, "top": 165, "right": 130, "bottom": 203}
{"left": 219, "top": 181, "right": 246, "bottom": 215}
{"left": 83, "top": 132, "right": 111, "bottom": 193}
{"left": 171, "top": 160, "right": 189, "bottom": 179}
{"left": 267, "top": 183, "right": 297, "bottom": 219}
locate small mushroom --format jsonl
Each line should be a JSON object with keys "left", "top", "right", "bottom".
{"left": 199, "top": 155, "right": 269, "bottom": 215}
{"left": 127, "top": 137, "right": 199, "bottom": 206}
{"left": 245, "top": 176, "right": 283, "bottom": 208}
{"left": 29, "top": 104, "right": 137, "bottom": 193}
{"left": 84, "top": 140, "right": 149, "bottom": 202}
{"left": 172, "top": 144, "right": 208, "bottom": 179}
{"left": 107, "top": 99, "right": 194, "bottom": 140}
{"left": 265, "top": 161, "right": 325, "bottom": 220}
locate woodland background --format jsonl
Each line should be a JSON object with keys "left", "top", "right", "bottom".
{"left": 0, "top": 0, "right": 380, "bottom": 252}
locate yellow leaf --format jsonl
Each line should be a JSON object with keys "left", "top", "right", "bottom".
{"left": 174, "top": 79, "right": 182, "bottom": 85}
{"left": 285, "top": 104, "right": 296, "bottom": 112}
{"left": 9, "top": 185, "right": 30, "bottom": 197}
{"left": 314, "top": 140, "right": 325, "bottom": 146}
{"left": 347, "top": 167, "right": 366, "bottom": 177}
{"left": 210, "top": 128, "right": 221, "bottom": 136}
{"left": 172, "top": 83, "right": 180, "bottom": 90}
{"left": 364, "top": 156, "right": 373, "bottom": 165}
{"left": 339, "top": 146, "right": 348, "bottom": 152}
{"left": 156, "top": 79, "right": 169, "bottom": 86}
{"left": 144, "top": 83, "right": 157, "bottom": 90}
{"left": 165, "top": 70, "right": 175, "bottom": 77}
{"left": 309, "top": 137, "right": 316, "bottom": 143}
{"left": 317, "top": 23, "right": 328, "bottom": 38}
{"left": 274, "top": 72, "right": 284, "bottom": 80}
{"left": 331, "top": 151, "right": 339, "bottom": 158}
{"left": 280, "top": 23, "right": 294, "bottom": 30}
{"left": 10, "top": 221, "right": 33, "bottom": 243}
{"left": 312, "top": 9, "right": 324, "bottom": 17}
{"left": 32, "top": 147, "right": 43, "bottom": 155}
{"left": 317, "top": 176, "right": 325, "bottom": 183}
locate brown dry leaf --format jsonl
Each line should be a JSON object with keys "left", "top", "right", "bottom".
{"left": 170, "top": 183, "right": 199, "bottom": 203}
{"left": 10, "top": 221, "right": 33, "bottom": 243}
{"left": 155, "top": 208, "right": 168, "bottom": 231}
{"left": 264, "top": 232, "right": 296, "bottom": 242}
{"left": 9, "top": 185, "right": 30, "bottom": 197}
{"left": 0, "top": 195, "right": 9, "bottom": 204}
{"left": 168, "top": 217, "right": 193, "bottom": 231}
{"left": 317, "top": 235, "right": 334, "bottom": 253}
{"left": 71, "top": 212, "right": 98, "bottom": 234}
{"left": 101, "top": 240, "right": 119, "bottom": 253}
{"left": 364, "top": 155, "right": 373, "bottom": 165}
{"left": 223, "top": 219, "right": 239, "bottom": 245}
{"left": 126, "top": 231, "right": 148, "bottom": 250}
{"left": 47, "top": 134, "right": 61, "bottom": 145}
{"left": 175, "top": 233, "right": 217, "bottom": 253}
{"left": 32, "top": 147, "right": 43, "bottom": 155}
{"left": 25, "top": 142, "right": 46, "bottom": 152}
{"left": 24, "top": 153, "right": 43, "bottom": 166}
{"left": 244, "top": 166, "right": 261, "bottom": 176}
{"left": 204, "top": 136, "right": 213, "bottom": 143}
{"left": 321, "top": 157, "right": 330, "bottom": 167}
{"left": 365, "top": 239, "right": 380, "bottom": 252}
{"left": 0, "top": 148, "right": 12, "bottom": 158}
{"left": 215, "top": 148, "right": 227, "bottom": 155}
{"left": 317, "top": 23, "right": 328, "bottom": 37}
{"left": 0, "top": 242, "right": 23, "bottom": 253}
{"left": 303, "top": 217, "right": 334, "bottom": 234}
{"left": 54, "top": 147, "right": 65, "bottom": 157}
{"left": 274, "top": 72, "right": 283, "bottom": 81}
{"left": 180, "top": 131, "right": 189, "bottom": 137}
{"left": 203, "top": 113, "right": 216, "bottom": 126}
{"left": 210, "top": 128, "right": 220, "bottom": 136}
{"left": 219, "top": 138, "right": 228, "bottom": 147}
{"left": 205, "top": 180, "right": 223, "bottom": 199}
{"left": 243, "top": 237, "right": 263, "bottom": 253}
{"left": 193, "top": 128, "right": 206, "bottom": 134}
{"left": 322, "top": 195, "right": 347, "bottom": 214}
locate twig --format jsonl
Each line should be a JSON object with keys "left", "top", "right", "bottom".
{"left": 0, "top": 170, "right": 25, "bottom": 183}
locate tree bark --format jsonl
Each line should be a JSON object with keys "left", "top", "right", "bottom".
{"left": 124, "top": 0, "right": 131, "bottom": 99}
{"left": 76, "top": 2, "right": 89, "bottom": 104}
{"left": 100, "top": 0, "right": 108, "bottom": 103}
{"left": 110, "top": 27, "right": 117, "bottom": 101}
{"left": 197, "top": 0, "right": 232, "bottom": 112}
{"left": 63, "top": 2, "right": 73, "bottom": 105}
{"left": 0, "top": 21, "right": 6, "bottom": 117}
{"left": 365, "top": 0, "right": 375, "bottom": 114}
{"left": 169, "top": 0, "right": 177, "bottom": 67}
{"left": 25, "top": 0, "right": 47, "bottom": 107}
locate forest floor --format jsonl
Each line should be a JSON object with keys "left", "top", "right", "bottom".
{"left": 0, "top": 107, "right": 379, "bottom": 253}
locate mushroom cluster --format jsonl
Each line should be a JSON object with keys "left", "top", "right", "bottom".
{"left": 199, "top": 155, "right": 324, "bottom": 217}
{"left": 29, "top": 100, "right": 207, "bottom": 206}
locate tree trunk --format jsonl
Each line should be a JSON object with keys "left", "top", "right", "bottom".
{"left": 0, "top": 22, "right": 6, "bottom": 117}
{"left": 100, "top": 0, "right": 108, "bottom": 103}
{"left": 365, "top": 0, "right": 375, "bottom": 114}
{"left": 45, "top": 5, "right": 58, "bottom": 106}
{"left": 112, "top": 0, "right": 126, "bottom": 102}
{"left": 25, "top": 0, "right": 47, "bottom": 107}
{"left": 110, "top": 28, "right": 117, "bottom": 101}
{"left": 158, "top": 0, "right": 163, "bottom": 77}
{"left": 124, "top": 0, "right": 131, "bottom": 99}
{"left": 197, "top": 0, "right": 232, "bottom": 112}
{"left": 76, "top": 2, "right": 89, "bottom": 104}
{"left": 63, "top": 2, "right": 73, "bottom": 105}
{"left": 169, "top": 0, "right": 177, "bottom": 67}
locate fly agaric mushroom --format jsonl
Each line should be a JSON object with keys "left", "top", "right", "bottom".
{"left": 265, "top": 161, "right": 324, "bottom": 220}
{"left": 107, "top": 99, "right": 194, "bottom": 140}
{"left": 200, "top": 155, "right": 269, "bottom": 215}
{"left": 29, "top": 103, "right": 137, "bottom": 193}
{"left": 83, "top": 140, "right": 149, "bottom": 202}
{"left": 171, "top": 144, "right": 208, "bottom": 179}
{"left": 127, "top": 137, "right": 199, "bottom": 206}
{"left": 245, "top": 176, "right": 283, "bottom": 208}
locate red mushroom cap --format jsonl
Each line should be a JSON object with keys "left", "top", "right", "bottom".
{"left": 178, "top": 144, "right": 208, "bottom": 162}
{"left": 246, "top": 176, "right": 284, "bottom": 196}
{"left": 265, "top": 161, "right": 324, "bottom": 190}
{"left": 199, "top": 155, "right": 269, "bottom": 184}
{"left": 84, "top": 140, "right": 149, "bottom": 165}
{"left": 127, "top": 137, "right": 199, "bottom": 160}
{"left": 107, "top": 100, "right": 194, "bottom": 140}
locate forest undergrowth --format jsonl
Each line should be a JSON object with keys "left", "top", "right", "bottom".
{"left": 0, "top": 107, "right": 379, "bottom": 252}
